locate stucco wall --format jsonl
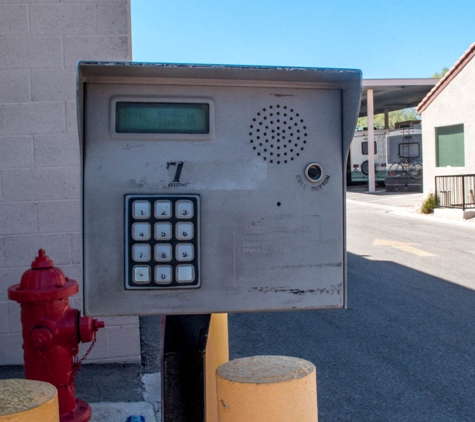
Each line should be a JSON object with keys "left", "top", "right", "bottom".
{"left": 0, "top": 1, "right": 140, "bottom": 365}
{"left": 421, "top": 57, "right": 475, "bottom": 196}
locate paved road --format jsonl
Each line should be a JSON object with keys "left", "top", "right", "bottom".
{"left": 229, "top": 198, "right": 475, "bottom": 421}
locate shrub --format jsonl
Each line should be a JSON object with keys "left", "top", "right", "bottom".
{"left": 420, "top": 194, "right": 438, "bottom": 214}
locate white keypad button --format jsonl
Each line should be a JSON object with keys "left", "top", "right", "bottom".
{"left": 132, "top": 223, "right": 151, "bottom": 241}
{"left": 176, "top": 265, "right": 195, "bottom": 283}
{"left": 155, "top": 222, "right": 172, "bottom": 240}
{"left": 154, "top": 244, "right": 172, "bottom": 262}
{"left": 176, "top": 222, "right": 194, "bottom": 240}
{"left": 132, "top": 201, "right": 151, "bottom": 219}
{"left": 176, "top": 200, "right": 194, "bottom": 219}
{"left": 133, "top": 266, "right": 151, "bottom": 283}
{"left": 132, "top": 244, "right": 151, "bottom": 262}
{"left": 176, "top": 244, "right": 194, "bottom": 261}
{"left": 155, "top": 266, "right": 172, "bottom": 284}
{"left": 154, "top": 200, "right": 172, "bottom": 219}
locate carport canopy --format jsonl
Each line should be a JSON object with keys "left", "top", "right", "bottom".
{"left": 360, "top": 78, "right": 438, "bottom": 192}
{"left": 360, "top": 78, "right": 437, "bottom": 117}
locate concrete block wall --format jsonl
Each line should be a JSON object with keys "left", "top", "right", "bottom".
{"left": 421, "top": 57, "right": 475, "bottom": 196}
{"left": 0, "top": 0, "right": 140, "bottom": 365}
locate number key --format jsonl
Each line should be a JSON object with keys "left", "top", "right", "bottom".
{"left": 176, "top": 200, "right": 194, "bottom": 219}
{"left": 132, "top": 244, "right": 151, "bottom": 262}
{"left": 176, "top": 222, "right": 194, "bottom": 240}
{"left": 154, "top": 200, "right": 172, "bottom": 219}
{"left": 154, "top": 222, "right": 172, "bottom": 240}
{"left": 132, "top": 222, "right": 151, "bottom": 241}
{"left": 132, "top": 200, "right": 151, "bottom": 219}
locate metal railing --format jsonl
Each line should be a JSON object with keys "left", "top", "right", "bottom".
{"left": 435, "top": 174, "right": 475, "bottom": 210}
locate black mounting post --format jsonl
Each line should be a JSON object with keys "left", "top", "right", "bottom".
{"left": 161, "top": 314, "right": 211, "bottom": 422}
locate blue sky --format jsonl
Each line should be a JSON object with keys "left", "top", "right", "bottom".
{"left": 131, "top": 0, "right": 474, "bottom": 79}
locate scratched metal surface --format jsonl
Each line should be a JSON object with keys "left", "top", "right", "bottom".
{"left": 78, "top": 63, "right": 361, "bottom": 316}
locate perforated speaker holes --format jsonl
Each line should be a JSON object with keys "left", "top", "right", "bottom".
{"left": 248, "top": 104, "right": 307, "bottom": 165}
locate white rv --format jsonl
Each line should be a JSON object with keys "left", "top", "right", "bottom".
{"left": 349, "top": 129, "right": 388, "bottom": 183}
{"left": 386, "top": 123, "right": 422, "bottom": 166}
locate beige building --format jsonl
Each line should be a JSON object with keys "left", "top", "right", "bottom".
{"left": 417, "top": 42, "right": 475, "bottom": 218}
{"left": 0, "top": 1, "right": 141, "bottom": 365}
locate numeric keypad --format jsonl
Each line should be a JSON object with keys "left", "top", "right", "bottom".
{"left": 125, "top": 195, "right": 200, "bottom": 289}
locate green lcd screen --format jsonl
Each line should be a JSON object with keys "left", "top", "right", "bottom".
{"left": 116, "top": 102, "right": 210, "bottom": 134}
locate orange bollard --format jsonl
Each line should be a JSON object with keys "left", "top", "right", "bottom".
{"left": 216, "top": 355, "right": 318, "bottom": 422}
{"left": 206, "top": 313, "right": 229, "bottom": 422}
{"left": 0, "top": 379, "right": 59, "bottom": 422}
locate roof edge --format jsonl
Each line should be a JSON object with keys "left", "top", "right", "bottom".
{"left": 417, "top": 42, "right": 475, "bottom": 114}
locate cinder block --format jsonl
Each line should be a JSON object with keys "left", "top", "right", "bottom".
{"left": 0, "top": 302, "right": 8, "bottom": 334}
{"left": 68, "top": 166, "right": 80, "bottom": 199}
{"left": 78, "top": 328, "right": 110, "bottom": 361}
{"left": 0, "top": 267, "right": 25, "bottom": 301}
{"left": 0, "top": 333, "right": 23, "bottom": 365}
{"left": 0, "top": 202, "right": 37, "bottom": 236}
{"left": 0, "top": 103, "right": 65, "bottom": 136}
{"left": 70, "top": 294, "right": 81, "bottom": 311}
{"left": 4, "top": 233, "right": 72, "bottom": 268}
{"left": 2, "top": 168, "right": 68, "bottom": 201}
{"left": 64, "top": 36, "right": 130, "bottom": 68}
{"left": 97, "top": 3, "right": 129, "bottom": 35}
{"left": 70, "top": 232, "right": 81, "bottom": 264}
{"left": 0, "top": 137, "right": 33, "bottom": 170}
{"left": 66, "top": 102, "right": 78, "bottom": 133}
{"left": 0, "top": 70, "right": 30, "bottom": 103}
{"left": 106, "top": 325, "right": 141, "bottom": 358}
{"left": 0, "top": 5, "right": 28, "bottom": 37}
{"left": 0, "top": 237, "right": 5, "bottom": 269}
{"left": 30, "top": 4, "right": 95, "bottom": 36}
{"left": 0, "top": 37, "right": 61, "bottom": 69}
{"left": 31, "top": 69, "right": 76, "bottom": 102}
{"left": 7, "top": 301, "right": 21, "bottom": 333}
{"left": 34, "top": 134, "right": 79, "bottom": 167}
{"left": 56, "top": 264, "right": 81, "bottom": 283}
{"left": 37, "top": 200, "right": 80, "bottom": 233}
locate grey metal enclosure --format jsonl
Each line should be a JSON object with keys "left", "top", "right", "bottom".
{"left": 78, "top": 62, "right": 361, "bottom": 316}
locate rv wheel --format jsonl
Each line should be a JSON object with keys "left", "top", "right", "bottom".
{"left": 361, "top": 160, "right": 369, "bottom": 175}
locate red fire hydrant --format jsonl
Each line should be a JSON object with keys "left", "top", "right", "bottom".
{"left": 8, "top": 249, "right": 105, "bottom": 422}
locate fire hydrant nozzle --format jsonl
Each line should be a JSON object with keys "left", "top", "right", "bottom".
{"left": 8, "top": 249, "right": 105, "bottom": 422}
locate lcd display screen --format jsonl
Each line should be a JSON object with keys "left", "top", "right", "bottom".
{"left": 116, "top": 102, "right": 210, "bottom": 134}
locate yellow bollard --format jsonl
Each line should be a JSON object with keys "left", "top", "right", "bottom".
{"left": 0, "top": 379, "right": 59, "bottom": 422}
{"left": 216, "top": 355, "right": 318, "bottom": 422}
{"left": 206, "top": 313, "right": 229, "bottom": 422}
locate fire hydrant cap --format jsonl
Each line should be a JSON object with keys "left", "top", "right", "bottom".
{"left": 8, "top": 249, "right": 78, "bottom": 302}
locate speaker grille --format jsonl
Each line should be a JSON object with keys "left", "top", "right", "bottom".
{"left": 249, "top": 104, "right": 307, "bottom": 164}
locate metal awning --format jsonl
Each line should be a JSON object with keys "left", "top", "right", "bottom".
{"left": 359, "top": 78, "right": 438, "bottom": 117}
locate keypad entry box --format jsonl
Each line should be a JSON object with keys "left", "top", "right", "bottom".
{"left": 78, "top": 62, "right": 362, "bottom": 316}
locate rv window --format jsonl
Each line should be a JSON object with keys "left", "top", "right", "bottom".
{"left": 398, "top": 142, "right": 420, "bottom": 159}
{"left": 361, "top": 141, "right": 377, "bottom": 155}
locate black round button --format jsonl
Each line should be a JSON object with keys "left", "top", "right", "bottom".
{"left": 305, "top": 163, "right": 324, "bottom": 183}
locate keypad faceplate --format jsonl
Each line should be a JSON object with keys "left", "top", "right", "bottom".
{"left": 125, "top": 195, "right": 200, "bottom": 289}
